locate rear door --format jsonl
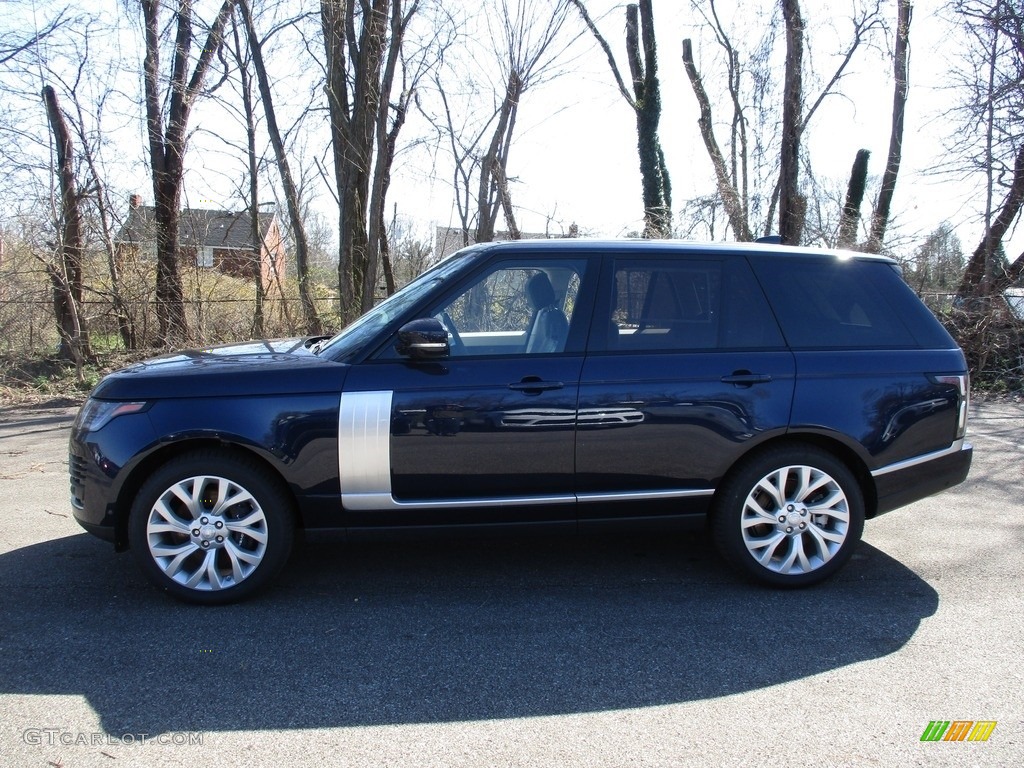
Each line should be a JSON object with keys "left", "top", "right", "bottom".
{"left": 575, "top": 252, "right": 796, "bottom": 523}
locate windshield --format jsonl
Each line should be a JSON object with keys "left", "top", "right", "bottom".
{"left": 315, "top": 252, "right": 474, "bottom": 360}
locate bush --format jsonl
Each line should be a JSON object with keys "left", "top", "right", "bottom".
{"left": 941, "top": 308, "right": 1024, "bottom": 394}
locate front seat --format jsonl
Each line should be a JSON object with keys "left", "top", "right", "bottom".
{"left": 525, "top": 273, "right": 569, "bottom": 353}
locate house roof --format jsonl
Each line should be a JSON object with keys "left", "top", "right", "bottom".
{"left": 115, "top": 206, "right": 278, "bottom": 250}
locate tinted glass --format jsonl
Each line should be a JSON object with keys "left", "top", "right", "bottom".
{"left": 603, "top": 257, "right": 784, "bottom": 351}
{"left": 432, "top": 259, "right": 587, "bottom": 356}
{"left": 750, "top": 257, "right": 944, "bottom": 349}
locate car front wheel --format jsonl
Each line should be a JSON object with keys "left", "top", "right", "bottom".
{"left": 128, "top": 451, "right": 294, "bottom": 604}
{"left": 712, "top": 445, "right": 865, "bottom": 587}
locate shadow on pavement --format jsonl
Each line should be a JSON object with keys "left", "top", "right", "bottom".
{"left": 0, "top": 530, "right": 937, "bottom": 734}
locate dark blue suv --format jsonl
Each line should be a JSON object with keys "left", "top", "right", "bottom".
{"left": 69, "top": 240, "right": 972, "bottom": 603}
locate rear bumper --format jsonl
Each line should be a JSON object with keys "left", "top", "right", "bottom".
{"left": 871, "top": 441, "right": 973, "bottom": 516}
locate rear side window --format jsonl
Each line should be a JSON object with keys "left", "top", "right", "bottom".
{"left": 749, "top": 257, "right": 952, "bottom": 349}
{"left": 600, "top": 257, "right": 784, "bottom": 351}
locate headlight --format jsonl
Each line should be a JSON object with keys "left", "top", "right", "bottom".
{"left": 73, "top": 399, "right": 148, "bottom": 433}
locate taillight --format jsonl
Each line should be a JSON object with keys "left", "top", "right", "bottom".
{"left": 933, "top": 374, "right": 969, "bottom": 439}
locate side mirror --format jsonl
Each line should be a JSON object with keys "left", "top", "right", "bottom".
{"left": 395, "top": 318, "right": 450, "bottom": 359}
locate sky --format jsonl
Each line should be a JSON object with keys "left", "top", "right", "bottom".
{"left": 380, "top": 0, "right": 1012, "bottom": 256}
{"left": 4, "top": 0, "right": 1018, "bottom": 264}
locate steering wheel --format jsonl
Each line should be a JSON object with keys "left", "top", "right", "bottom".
{"left": 438, "top": 311, "right": 465, "bottom": 354}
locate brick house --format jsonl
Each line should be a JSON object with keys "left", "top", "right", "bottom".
{"left": 115, "top": 195, "right": 286, "bottom": 291}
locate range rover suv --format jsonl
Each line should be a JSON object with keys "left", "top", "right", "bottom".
{"left": 69, "top": 240, "right": 972, "bottom": 603}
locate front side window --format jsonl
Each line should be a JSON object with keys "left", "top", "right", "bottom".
{"left": 432, "top": 259, "right": 587, "bottom": 356}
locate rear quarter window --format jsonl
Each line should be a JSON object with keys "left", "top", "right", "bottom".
{"left": 749, "top": 256, "right": 955, "bottom": 350}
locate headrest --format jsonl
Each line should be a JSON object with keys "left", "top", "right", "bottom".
{"left": 526, "top": 272, "right": 556, "bottom": 309}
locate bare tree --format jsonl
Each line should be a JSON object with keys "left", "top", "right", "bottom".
{"left": 572, "top": 0, "right": 672, "bottom": 237}
{"left": 41, "top": 84, "right": 91, "bottom": 369}
{"left": 679, "top": 0, "right": 886, "bottom": 243}
{"left": 0, "top": 8, "right": 71, "bottom": 67}
{"left": 363, "top": 0, "right": 424, "bottom": 307}
{"left": 140, "top": 0, "right": 237, "bottom": 345}
{"left": 951, "top": 1, "right": 1024, "bottom": 297}
{"left": 32, "top": 19, "right": 140, "bottom": 350}
{"left": 778, "top": 0, "right": 804, "bottom": 245}
{"left": 682, "top": 37, "right": 751, "bottom": 241}
{"left": 865, "top": 0, "right": 912, "bottom": 253}
{"left": 320, "top": 0, "right": 388, "bottom": 321}
{"left": 237, "top": 0, "right": 321, "bottom": 334}
{"left": 837, "top": 149, "right": 871, "bottom": 248}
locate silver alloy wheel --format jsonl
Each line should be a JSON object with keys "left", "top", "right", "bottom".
{"left": 145, "top": 474, "right": 269, "bottom": 591}
{"left": 740, "top": 464, "right": 850, "bottom": 576}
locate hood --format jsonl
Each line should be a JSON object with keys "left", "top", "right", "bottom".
{"left": 91, "top": 338, "right": 349, "bottom": 400}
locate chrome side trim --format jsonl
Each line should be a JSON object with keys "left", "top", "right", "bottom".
{"left": 338, "top": 389, "right": 715, "bottom": 511}
{"left": 577, "top": 488, "right": 714, "bottom": 503}
{"left": 344, "top": 493, "right": 577, "bottom": 511}
{"left": 343, "top": 489, "right": 712, "bottom": 511}
{"left": 339, "top": 391, "right": 394, "bottom": 507}
{"left": 870, "top": 439, "right": 969, "bottom": 477}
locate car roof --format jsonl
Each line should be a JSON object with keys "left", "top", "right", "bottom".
{"left": 455, "top": 238, "right": 896, "bottom": 263}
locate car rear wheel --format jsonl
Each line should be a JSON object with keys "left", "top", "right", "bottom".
{"left": 128, "top": 451, "right": 294, "bottom": 604}
{"left": 711, "top": 445, "right": 865, "bottom": 587}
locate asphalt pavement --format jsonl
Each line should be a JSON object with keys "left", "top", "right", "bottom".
{"left": 0, "top": 397, "right": 1020, "bottom": 767}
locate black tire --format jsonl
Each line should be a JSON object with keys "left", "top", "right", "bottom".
{"left": 128, "top": 450, "right": 295, "bottom": 605}
{"left": 711, "top": 444, "right": 865, "bottom": 587}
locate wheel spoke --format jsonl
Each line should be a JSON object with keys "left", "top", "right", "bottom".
{"left": 152, "top": 540, "right": 199, "bottom": 577}
{"left": 213, "top": 480, "right": 256, "bottom": 517}
{"left": 225, "top": 510, "right": 266, "bottom": 535}
{"left": 806, "top": 491, "right": 849, "bottom": 519}
{"left": 807, "top": 522, "right": 846, "bottom": 557}
{"left": 779, "top": 535, "right": 811, "bottom": 573}
{"left": 224, "top": 543, "right": 247, "bottom": 584}
{"left": 167, "top": 480, "right": 200, "bottom": 518}
{"left": 225, "top": 539, "right": 262, "bottom": 566}
{"left": 747, "top": 531, "right": 787, "bottom": 565}
{"left": 741, "top": 502, "right": 780, "bottom": 527}
{"left": 756, "top": 472, "right": 787, "bottom": 510}
{"left": 183, "top": 549, "right": 216, "bottom": 589}
{"left": 151, "top": 500, "right": 191, "bottom": 534}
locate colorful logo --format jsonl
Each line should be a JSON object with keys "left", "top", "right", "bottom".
{"left": 920, "top": 721, "right": 997, "bottom": 742}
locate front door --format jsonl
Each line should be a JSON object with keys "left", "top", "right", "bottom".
{"left": 340, "top": 255, "right": 595, "bottom": 528}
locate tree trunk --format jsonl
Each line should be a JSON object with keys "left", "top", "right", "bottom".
{"left": 866, "top": 0, "right": 912, "bottom": 254}
{"left": 239, "top": 0, "right": 321, "bottom": 334}
{"left": 42, "top": 84, "right": 91, "bottom": 368}
{"left": 476, "top": 70, "right": 522, "bottom": 243}
{"left": 141, "top": 0, "right": 237, "bottom": 346}
{"left": 838, "top": 149, "right": 870, "bottom": 248}
{"left": 573, "top": 0, "right": 671, "bottom": 238}
{"left": 628, "top": 0, "right": 671, "bottom": 238}
{"left": 492, "top": 159, "right": 521, "bottom": 240}
{"left": 364, "top": 0, "right": 418, "bottom": 309}
{"left": 958, "top": 143, "right": 1024, "bottom": 297}
{"left": 682, "top": 39, "right": 752, "bottom": 242}
{"left": 779, "top": 0, "right": 804, "bottom": 246}
{"left": 322, "top": 0, "right": 389, "bottom": 322}
{"left": 231, "top": 10, "right": 264, "bottom": 339}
